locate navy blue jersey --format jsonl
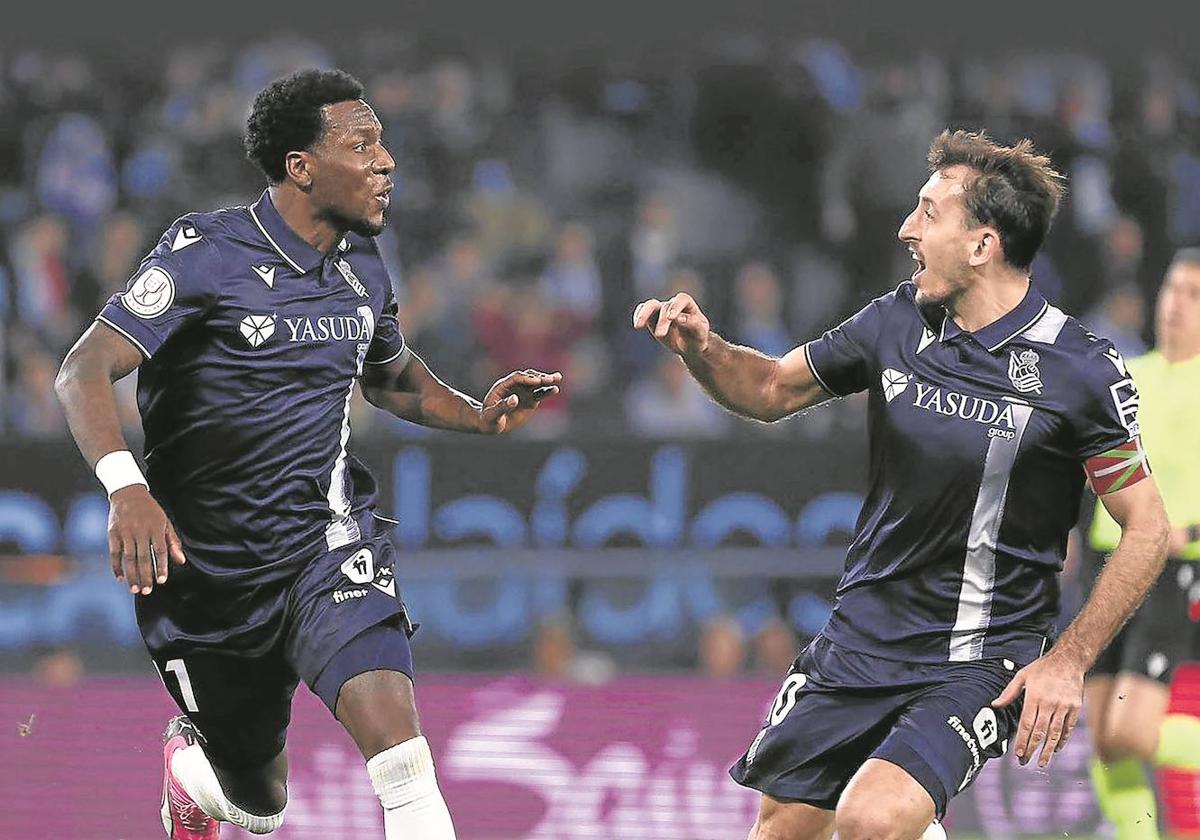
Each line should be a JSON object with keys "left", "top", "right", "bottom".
{"left": 98, "top": 190, "right": 409, "bottom": 582}
{"left": 805, "top": 282, "right": 1139, "bottom": 664}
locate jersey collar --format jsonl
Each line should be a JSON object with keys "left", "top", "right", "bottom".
{"left": 940, "top": 283, "right": 1049, "bottom": 353}
{"left": 249, "top": 189, "right": 325, "bottom": 275}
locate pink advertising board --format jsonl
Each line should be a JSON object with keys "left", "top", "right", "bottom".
{"left": 1, "top": 675, "right": 1109, "bottom": 838}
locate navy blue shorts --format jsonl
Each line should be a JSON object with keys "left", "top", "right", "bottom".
{"left": 730, "top": 635, "right": 1025, "bottom": 819}
{"left": 137, "top": 530, "right": 416, "bottom": 770}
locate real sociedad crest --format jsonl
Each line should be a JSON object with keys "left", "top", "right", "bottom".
{"left": 1008, "top": 348, "right": 1042, "bottom": 394}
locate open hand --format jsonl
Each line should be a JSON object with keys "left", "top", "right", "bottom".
{"left": 108, "top": 486, "right": 187, "bottom": 595}
{"left": 632, "top": 293, "right": 711, "bottom": 357}
{"left": 992, "top": 649, "right": 1084, "bottom": 768}
{"left": 479, "top": 369, "right": 563, "bottom": 433}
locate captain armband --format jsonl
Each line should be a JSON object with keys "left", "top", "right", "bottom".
{"left": 1084, "top": 437, "right": 1151, "bottom": 495}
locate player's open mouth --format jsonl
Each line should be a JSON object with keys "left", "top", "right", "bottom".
{"left": 910, "top": 250, "right": 926, "bottom": 281}
{"left": 374, "top": 185, "right": 393, "bottom": 208}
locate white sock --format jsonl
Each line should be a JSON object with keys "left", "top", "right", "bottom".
{"left": 367, "top": 736, "right": 457, "bottom": 839}
{"left": 172, "top": 743, "right": 286, "bottom": 834}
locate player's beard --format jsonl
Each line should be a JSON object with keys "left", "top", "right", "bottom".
{"left": 323, "top": 204, "right": 387, "bottom": 239}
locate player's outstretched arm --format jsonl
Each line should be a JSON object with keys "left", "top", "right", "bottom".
{"left": 55, "top": 323, "right": 188, "bottom": 595}
{"left": 632, "top": 293, "right": 828, "bottom": 422}
{"left": 993, "top": 476, "right": 1169, "bottom": 769}
{"left": 359, "top": 351, "right": 561, "bottom": 434}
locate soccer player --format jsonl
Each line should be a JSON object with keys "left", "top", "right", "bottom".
{"left": 54, "top": 69, "right": 561, "bottom": 839}
{"left": 633, "top": 129, "right": 1170, "bottom": 840}
{"left": 1084, "top": 247, "right": 1200, "bottom": 840}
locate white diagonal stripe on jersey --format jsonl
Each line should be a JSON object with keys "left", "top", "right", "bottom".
{"left": 324, "top": 381, "right": 360, "bottom": 551}
{"left": 948, "top": 403, "right": 1034, "bottom": 662}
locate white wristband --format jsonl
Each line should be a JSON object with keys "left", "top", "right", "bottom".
{"left": 95, "top": 450, "right": 148, "bottom": 497}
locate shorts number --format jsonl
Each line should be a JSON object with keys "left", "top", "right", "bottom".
{"left": 165, "top": 658, "right": 199, "bottom": 713}
{"left": 769, "top": 673, "right": 807, "bottom": 726}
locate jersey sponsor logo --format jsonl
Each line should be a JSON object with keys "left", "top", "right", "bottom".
{"left": 122, "top": 266, "right": 176, "bottom": 318}
{"left": 334, "top": 258, "right": 368, "bottom": 298}
{"left": 283, "top": 311, "right": 375, "bottom": 343}
{"left": 170, "top": 224, "right": 202, "bottom": 252}
{"left": 917, "top": 327, "right": 937, "bottom": 355}
{"left": 881, "top": 368, "right": 911, "bottom": 402}
{"left": 911, "top": 381, "right": 1018, "bottom": 429}
{"left": 333, "top": 587, "right": 369, "bottom": 604}
{"left": 239, "top": 314, "right": 276, "bottom": 347}
{"left": 1007, "top": 348, "right": 1043, "bottom": 394}
{"left": 252, "top": 264, "right": 276, "bottom": 288}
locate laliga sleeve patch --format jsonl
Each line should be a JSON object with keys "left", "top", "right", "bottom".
{"left": 1085, "top": 437, "right": 1151, "bottom": 494}
{"left": 121, "top": 266, "right": 176, "bottom": 318}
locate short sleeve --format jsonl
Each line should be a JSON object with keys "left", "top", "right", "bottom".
{"left": 96, "top": 217, "right": 220, "bottom": 359}
{"left": 1072, "top": 341, "right": 1151, "bottom": 495}
{"left": 803, "top": 292, "right": 894, "bottom": 397}
{"left": 1070, "top": 340, "right": 1142, "bottom": 460}
{"left": 364, "top": 287, "right": 410, "bottom": 367}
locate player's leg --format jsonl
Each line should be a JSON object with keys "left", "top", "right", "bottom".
{"left": 745, "top": 793, "right": 834, "bottom": 840}
{"left": 860, "top": 657, "right": 1026, "bottom": 837}
{"left": 289, "top": 533, "right": 454, "bottom": 839}
{"left": 1102, "top": 562, "right": 1200, "bottom": 772}
{"left": 835, "top": 758, "right": 935, "bottom": 840}
{"left": 154, "top": 652, "right": 295, "bottom": 836}
{"left": 730, "top": 637, "right": 916, "bottom": 839}
{"left": 1084, "top": 613, "right": 1160, "bottom": 840}
{"left": 312, "top": 624, "right": 456, "bottom": 839}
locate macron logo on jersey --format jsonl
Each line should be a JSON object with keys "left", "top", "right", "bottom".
{"left": 171, "top": 225, "right": 202, "bottom": 252}
{"left": 252, "top": 265, "right": 276, "bottom": 288}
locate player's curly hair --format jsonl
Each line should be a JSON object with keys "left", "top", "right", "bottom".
{"left": 928, "top": 129, "right": 1067, "bottom": 271}
{"left": 244, "top": 69, "right": 365, "bottom": 184}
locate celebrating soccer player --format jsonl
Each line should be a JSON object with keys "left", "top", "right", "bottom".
{"left": 1084, "top": 247, "right": 1200, "bottom": 840}
{"left": 633, "top": 130, "right": 1170, "bottom": 840}
{"left": 55, "top": 69, "right": 560, "bottom": 839}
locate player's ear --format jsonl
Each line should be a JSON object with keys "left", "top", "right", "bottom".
{"left": 285, "top": 151, "right": 315, "bottom": 192}
{"left": 969, "top": 227, "right": 1001, "bottom": 267}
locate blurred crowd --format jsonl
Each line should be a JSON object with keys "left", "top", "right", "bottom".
{"left": 1, "top": 30, "right": 1198, "bottom": 441}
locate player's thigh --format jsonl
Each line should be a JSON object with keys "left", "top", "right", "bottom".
{"left": 747, "top": 793, "right": 834, "bottom": 840}
{"left": 1083, "top": 675, "right": 1115, "bottom": 756}
{"left": 326, "top": 626, "right": 422, "bottom": 759}
{"left": 286, "top": 532, "right": 417, "bottom": 703}
{"left": 1102, "top": 672, "right": 1170, "bottom": 760}
{"left": 869, "top": 660, "right": 1018, "bottom": 821}
{"left": 151, "top": 647, "right": 297, "bottom": 790}
{"left": 836, "top": 758, "right": 934, "bottom": 840}
{"left": 731, "top": 649, "right": 913, "bottom": 811}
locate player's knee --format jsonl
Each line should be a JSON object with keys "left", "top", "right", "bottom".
{"left": 835, "top": 802, "right": 912, "bottom": 840}
{"left": 215, "top": 763, "right": 289, "bottom": 820}
{"left": 1099, "top": 717, "right": 1155, "bottom": 762}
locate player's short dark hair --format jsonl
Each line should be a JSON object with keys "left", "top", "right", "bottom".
{"left": 927, "top": 129, "right": 1066, "bottom": 271}
{"left": 244, "top": 69, "right": 365, "bottom": 184}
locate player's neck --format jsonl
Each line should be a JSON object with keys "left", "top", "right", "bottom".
{"left": 269, "top": 186, "right": 343, "bottom": 256}
{"left": 947, "top": 268, "right": 1032, "bottom": 333}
